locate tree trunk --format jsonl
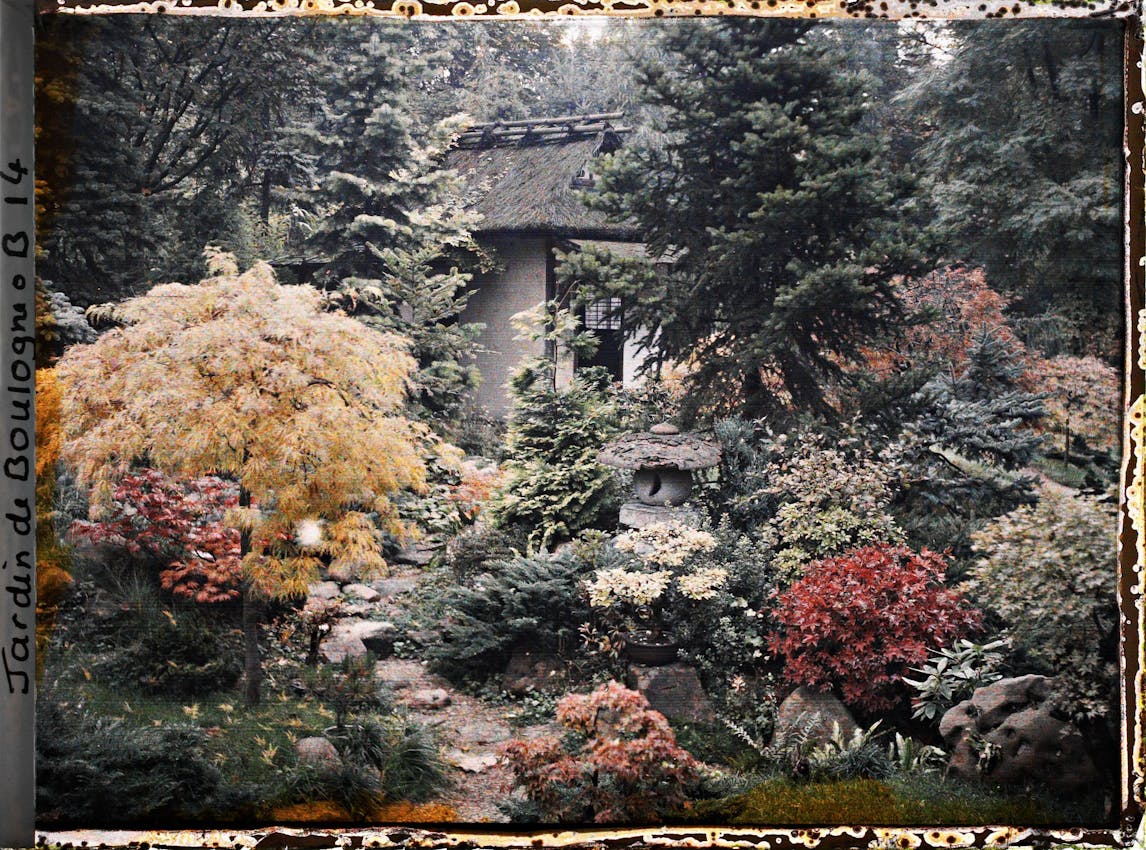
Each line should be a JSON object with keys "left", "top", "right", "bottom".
{"left": 260, "top": 169, "right": 272, "bottom": 225}
{"left": 242, "top": 585, "right": 262, "bottom": 707}
{"left": 238, "top": 484, "right": 261, "bottom": 706}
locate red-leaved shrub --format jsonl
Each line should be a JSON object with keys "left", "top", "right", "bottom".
{"left": 501, "top": 681, "right": 699, "bottom": 823}
{"left": 70, "top": 468, "right": 242, "bottom": 603}
{"left": 769, "top": 545, "right": 981, "bottom": 713}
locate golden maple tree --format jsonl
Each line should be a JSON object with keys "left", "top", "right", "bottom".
{"left": 58, "top": 250, "right": 431, "bottom": 704}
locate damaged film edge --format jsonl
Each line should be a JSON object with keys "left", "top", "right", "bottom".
{"left": 13, "top": 4, "right": 1146, "bottom": 850}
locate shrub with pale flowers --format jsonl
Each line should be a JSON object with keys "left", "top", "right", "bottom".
{"left": 677, "top": 566, "right": 729, "bottom": 600}
{"left": 586, "top": 523, "right": 729, "bottom": 638}
{"left": 613, "top": 522, "right": 717, "bottom": 567}
{"left": 587, "top": 567, "right": 674, "bottom": 608}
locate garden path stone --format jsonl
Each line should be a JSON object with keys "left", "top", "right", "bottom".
{"left": 342, "top": 583, "right": 381, "bottom": 602}
{"left": 445, "top": 751, "right": 500, "bottom": 773}
{"left": 368, "top": 575, "right": 562, "bottom": 822}
{"left": 405, "top": 688, "right": 452, "bottom": 710}
{"left": 394, "top": 542, "right": 439, "bottom": 567}
{"left": 373, "top": 658, "right": 427, "bottom": 691}
{"left": 307, "top": 581, "right": 341, "bottom": 601}
{"left": 371, "top": 575, "right": 420, "bottom": 598}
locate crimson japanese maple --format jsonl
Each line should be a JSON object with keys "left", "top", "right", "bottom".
{"left": 769, "top": 544, "right": 981, "bottom": 713}
{"left": 70, "top": 469, "right": 242, "bottom": 604}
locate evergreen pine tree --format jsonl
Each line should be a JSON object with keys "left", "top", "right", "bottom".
{"left": 914, "top": 326, "right": 1046, "bottom": 469}
{"left": 903, "top": 20, "right": 1122, "bottom": 355}
{"left": 561, "top": 19, "right": 931, "bottom": 421}
{"left": 304, "top": 26, "right": 485, "bottom": 423}
{"left": 893, "top": 326, "right": 1046, "bottom": 559}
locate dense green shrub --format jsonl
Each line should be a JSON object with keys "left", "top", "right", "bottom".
{"left": 428, "top": 545, "right": 607, "bottom": 683}
{"left": 669, "top": 520, "right": 778, "bottom": 684}
{"left": 492, "top": 363, "right": 621, "bottom": 550}
{"left": 702, "top": 424, "right": 903, "bottom": 582}
{"left": 102, "top": 611, "right": 243, "bottom": 697}
{"left": 37, "top": 700, "right": 224, "bottom": 826}
{"left": 889, "top": 327, "right": 1045, "bottom": 561}
{"left": 442, "top": 522, "right": 528, "bottom": 581}
{"left": 966, "top": 487, "right": 1119, "bottom": 719}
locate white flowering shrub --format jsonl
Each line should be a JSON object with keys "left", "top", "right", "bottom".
{"left": 613, "top": 522, "right": 717, "bottom": 567}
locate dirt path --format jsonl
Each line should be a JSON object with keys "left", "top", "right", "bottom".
{"left": 373, "top": 656, "right": 554, "bottom": 822}
{"left": 357, "top": 572, "right": 559, "bottom": 823}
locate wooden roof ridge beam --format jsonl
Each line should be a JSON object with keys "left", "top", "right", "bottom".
{"left": 463, "top": 112, "right": 624, "bottom": 131}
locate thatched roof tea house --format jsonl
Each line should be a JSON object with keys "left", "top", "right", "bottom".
{"left": 448, "top": 113, "right": 649, "bottom": 418}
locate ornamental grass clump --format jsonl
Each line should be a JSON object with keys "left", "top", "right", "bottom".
{"left": 501, "top": 681, "right": 700, "bottom": 823}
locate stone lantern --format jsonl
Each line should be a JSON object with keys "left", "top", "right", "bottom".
{"left": 597, "top": 422, "right": 721, "bottom": 529}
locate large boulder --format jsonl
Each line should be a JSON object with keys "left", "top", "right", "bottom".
{"left": 319, "top": 619, "right": 397, "bottom": 663}
{"left": 773, "top": 686, "right": 860, "bottom": 748}
{"left": 296, "top": 737, "right": 340, "bottom": 769}
{"left": 939, "top": 675, "right": 1100, "bottom": 791}
{"left": 626, "top": 663, "right": 714, "bottom": 724}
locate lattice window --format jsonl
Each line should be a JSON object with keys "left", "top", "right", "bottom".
{"left": 584, "top": 297, "right": 622, "bottom": 331}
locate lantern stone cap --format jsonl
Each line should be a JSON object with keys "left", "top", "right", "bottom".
{"left": 597, "top": 423, "right": 721, "bottom": 471}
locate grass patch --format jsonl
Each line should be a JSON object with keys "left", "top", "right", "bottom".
{"left": 1033, "top": 456, "right": 1090, "bottom": 490}
{"left": 686, "top": 776, "right": 1106, "bottom": 826}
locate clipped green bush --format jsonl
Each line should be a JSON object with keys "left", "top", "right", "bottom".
{"left": 492, "top": 363, "right": 621, "bottom": 550}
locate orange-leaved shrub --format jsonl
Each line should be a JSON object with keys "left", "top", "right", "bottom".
{"left": 769, "top": 544, "right": 981, "bottom": 713}
{"left": 501, "top": 681, "right": 699, "bottom": 823}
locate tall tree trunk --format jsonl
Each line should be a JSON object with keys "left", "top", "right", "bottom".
{"left": 242, "top": 585, "right": 262, "bottom": 707}
{"left": 238, "top": 484, "right": 261, "bottom": 706}
{"left": 260, "top": 168, "right": 272, "bottom": 225}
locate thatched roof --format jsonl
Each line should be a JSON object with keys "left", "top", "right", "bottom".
{"left": 447, "top": 113, "right": 639, "bottom": 240}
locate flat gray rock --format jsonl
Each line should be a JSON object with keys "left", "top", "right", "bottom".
{"left": 342, "top": 583, "right": 381, "bottom": 603}
{"left": 307, "top": 581, "right": 341, "bottom": 601}
{"left": 445, "top": 751, "right": 500, "bottom": 773}
{"left": 405, "top": 688, "right": 452, "bottom": 710}
{"left": 371, "top": 576, "right": 420, "bottom": 597}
